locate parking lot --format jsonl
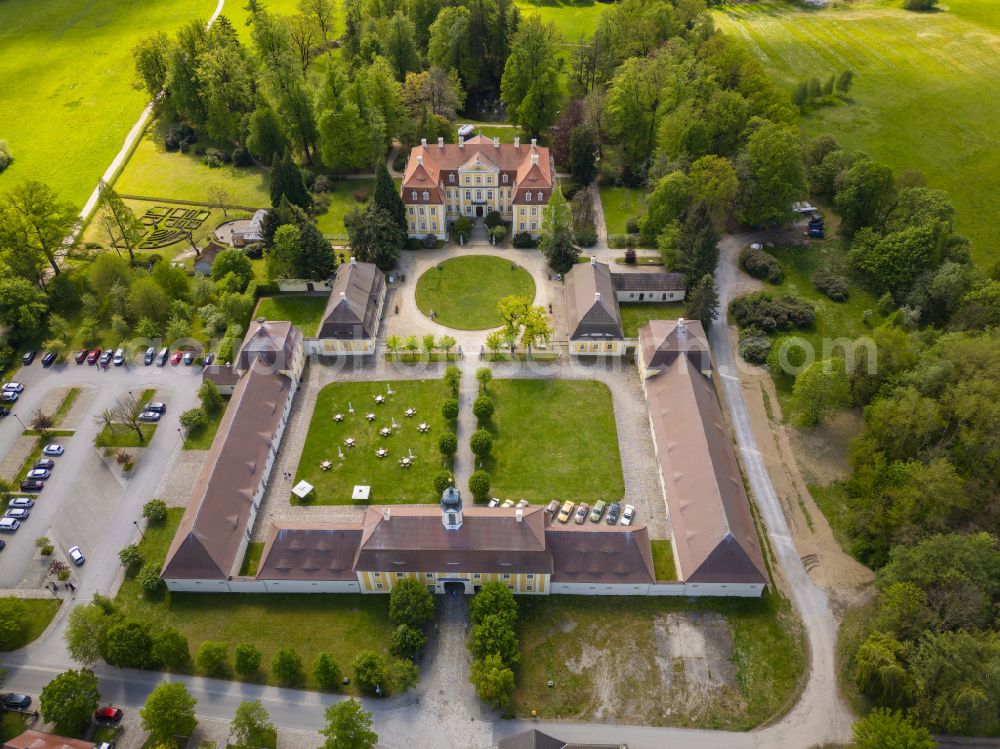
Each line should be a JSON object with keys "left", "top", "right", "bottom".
{"left": 0, "top": 356, "right": 201, "bottom": 595}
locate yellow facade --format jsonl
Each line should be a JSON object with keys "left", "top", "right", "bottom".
{"left": 571, "top": 340, "right": 624, "bottom": 356}
{"left": 358, "top": 569, "right": 548, "bottom": 594}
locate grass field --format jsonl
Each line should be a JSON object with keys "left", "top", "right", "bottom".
{"left": 1, "top": 713, "right": 28, "bottom": 742}
{"left": 620, "top": 302, "right": 685, "bottom": 338}
{"left": 315, "top": 180, "right": 373, "bottom": 236}
{"left": 116, "top": 509, "right": 396, "bottom": 693}
{"left": 81, "top": 198, "right": 227, "bottom": 261}
{"left": 514, "top": 592, "right": 805, "bottom": 728}
{"left": 715, "top": 0, "right": 1000, "bottom": 267}
{"left": 415, "top": 256, "right": 536, "bottom": 329}
{"left": 599, "top": 185, "right": 647, "bottom": 235}
{"left": 0, "top": 598, "right": 62, "bottom": 651}
{"left": 254, "top": 295, "right": 329, "bottom": 336}
{"left": 515, "top": 0, "right": 606, "bottom": 40}
{"left": 295, "top": 379, "right": 453, "bottom": 504}
{"left": 182, "top": 399, "right": 228, "bottom": 451}
{"left": 0, "top": 0, "right": 218, "bottom": 208}
{"left": 485, "top": 379, "right": 623, "bottom": 503}
{"left": 649, "top": 539, "right": 678, "bottom": 581}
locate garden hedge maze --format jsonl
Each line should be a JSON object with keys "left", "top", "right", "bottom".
{"left": 138, "top": 206, "right": 211, "bottom": 249}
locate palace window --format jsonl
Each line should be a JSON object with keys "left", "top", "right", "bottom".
{"left": 537, "top": 191, "right": 543, "bottom": 201}
{"left": 474, "top": 573, "right": 481, "bottom": 579}
{"left": 502, "top": 174, "right": 508, "bottom": 183}
{"left": 376, "top": 583, "right": 383, "bottom": 589}
{"left": 432, "top": 223, "right": 437, "bottom": 230}
{"left": 411, "top": 191, "right": 417, "bottom": 200}
{"left": 519, "top": 208, "right": 525, "bottom": 216}
{"left": 526, "top": 585, "right": 533, "bottom": 592}
{"left": 449, "top": 174, "right": 455, "bottom": 183}
{"left": 426, "top": 572, "right": 433, "bottom": 578}
{"left": 519, "top": 222, "right": 525, "bottom": 230}
{"left": 487, "top": 190, "right": 493, "bottom": 199}
{"left": 419, "top": 206, "right": 424, "bottom": 215}
{"left": 526, "top": 192, "right": 532, "bottom": 202}
{"left": 408, "top": 207, "right": 414, "bottom": 215}
{"left": 476, "top": 190, "right": 482, "bottom": 200}
{"left": 503, "top": 573, "right": 511, "bottom": 579}
{"left": 531, "top": 207, "right": 537, "bottom": 216}
{"left": 420, "top": 222, "right": 425, "bottom": 230}
{"left": 396, "top": 572, "right": 405, "bottom": 578}
{"left": 531, "top": 222, "right": 537, "bottom": 231}
{"left": 465, "top": 190, "right": 471, "bottom": 200}
{"left": 476, "top": 176, "right": 482, "bottom": 184}
{"left": 527, "top": 574, "right": 534, "bottom": 580}
{"left": 422, "top": 191, "right": 429, "bottom": 201}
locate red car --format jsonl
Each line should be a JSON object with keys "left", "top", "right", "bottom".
{"left": 170, "top": 350, "right": 183, "bottom": 365}
{"left": 75, "top": 350, "right": 87, "bottom": 364}
{"left": 94, "top": 706, "right": 123, "bottom": 725}
{"left": 86, "top": 348, "right": 101, "bottom": 365}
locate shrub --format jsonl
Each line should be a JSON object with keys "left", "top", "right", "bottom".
{"left": 0, "top": 140, "right": 12, "bottom": 172}
{"left": 232, "top": 146, "right": 253, "bottom": 167}
{"left": 272, "top": 647, "right": 303, "bottom": 686}
{"left": 313, "top": 652, "right": 342, "bottom": 691}
{"left": 812, "top": 266, "right": 850, "bottom": 301}
{"left": 35, "top": 536, "right": 54, "bottom": 556}
{"left": 353, "top": 188, "right": 369, "bottom": 202}
{"left": 453, "top": 216, "right": 473, "bottom": 242}
{"left": 313, "top": 175, "right": 334, "bottom": 193}
{"left": 389, "top": 624, "right": 427, "bottom": 658}
{"left": 489, "top": 225, "right": 506, "bottom": 244}
{"left": 203, "top": 148, "right": 225, "bottom": 168}
{"left": 439, "top": 431, "right": 458, "bottom": 457}
{"left": 118, "top": 544, "right": 143, "bottom": 569}
{"left": 512, "top": 231, "right": 535, "bottom": 248}
{"left": 469, "top": 470, "right": 490, "bottom": 502}
{"left": 444, "top": 365, "right": 461, "bottom": 392}
{"left": 180, "top": 407, "right": 208, "bottom": 433}
{"left": 903, "top": 0, "right": 938, "bottom": 8}
{"left": 353, "top": 651, "right": 387, "bottom": 695}
{"left": 103, "top": 620, "right": 157, "bottom": 668}
{"left": 729, "top": 292, "right": 815, "bottom": 332}
{"left": 625, "top": 217, "right": 641, "bottom": 235}
{"left": 470, "top": 429, "right": 493, "bottom": 458}
{"left": 388, "top": 658, "right": 419, "bottom": 693}
{"left": 234, "top": 643, "right": 262, "bottom": 677}
{"left": 738, "top": 326, "right": 772, "bottom": 364}
{"left": 137, "top": 563, "right": 164, "bottom": 594}
{"left": 624, "top": 248, "right": 637, "bottom": 264}
{"left": 739, "top": 247, "right": 784, "bottom": 283}
{"left": 433, "top": 471, "right": 454, "bottom": 495}
{"left": 142, "top": 499, "right": 168, "bottom": 523}
{"left": 484, "top": 211, "right": 503, "bottom": 228}
{"left": 442, "top": 398, "right": 459, "bottom": 420}
{"left": 153, "top": 627, "right": 190, "bottom": 670}
{"left": 243, "top": 242, "right": 264, "bottom": 259}
{"left": 196, "top": 641, "right": 229, "bottom": 677}
{"left": 573, "top": 221, "right": 597, "bottom": 247}
{"left": 473, "top": 395, "right": 494, "bottom": 422}
{"left": 423, "top": 233, "right": 438, "bottom": 249}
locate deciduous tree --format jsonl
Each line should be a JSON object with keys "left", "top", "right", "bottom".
{"left": 321, "top": 699, "right": 378, "bottom": 749}
{"left": 40, "top": 668, "right": 100, "bottom": 734}
{"left": 141, "top": 682, "right": 198, "bottom": 745}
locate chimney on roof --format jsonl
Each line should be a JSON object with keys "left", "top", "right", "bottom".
{"left": 340, "top": 291, "right": 346, "bottom": 300}
{"left": 677, "top": 317, "right": 686, "bottom": 332}
{"left": 514, "top": 136, "right": 520, "bottom": 149}
{"left": 516, "top": 508, "right": 523, "bottom": 523}
{"left": 350, "top": 256, "right": 357, "bottom": 266}
{"left": 438, "top": 137, "right": 444, "bottom": 148}
{"left": 256, "top": 317, "right": 265, "bottom": 324}
{"left": 530, "top": 152, "right": 538, "bottom": 166}
{"left": 531, "top": 138, "right": 537, "bottom": 147}
{"left": 595, "top": 292, "right": 602, "bottom": 302}
{"left": 590, "top": 256, "right": 596, "bottom": 265}
{"left": 493, "top": 137, "right": 499, "bottom": 148}
{"left": 459, "top": 136, "right": 464, "bottom": 148}
{"left": 383, "top": 507, "right": 391, "bottom": 521}
{"left": 416, "top": 154, "right": 423, "bottom": 166}
{"left": 420, "top": 138, "right": 427, "bottom": 148}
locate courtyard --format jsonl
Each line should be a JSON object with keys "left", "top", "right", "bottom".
{"left": 293, "top": 378, "right": 453, "bottom": 504}
{"left": 415, "top": 255, "right": 536, "bottom": 329}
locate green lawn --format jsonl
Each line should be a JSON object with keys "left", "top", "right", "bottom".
{"left": 620, "top": 302, "right": 685, "bottom": 338}
{"left": 182, "top": 401, "right": 228, "bottom": 451}
{"left": 0, "top": 0, "right": 218, "bottom": 209}
{"left": 0, "top": 598, "right": 62, "bottom": 651}
{"left": 514, "top": 592, "right": 805, "bottom": 728}
{"left": 599, "top": 185, "right": 647, "bottom": 236}
{"left": 515, "top": 0, "right": 606, "bottom": 40}
{"left": 458, "top": 125, "right": 527, "bottom": 143}
{"left": 295, "top": 379, "right": 453, "bottom": 504}
{"left": 52, "top": 388, "right": 81, "bottom": 426}
{"left": 649, "top": 539, "right": 677, "bottom": 582}
{"left": 95, "top": 423, "right": 157, "bottom": 449}
{"left": 1, "top": 713, "right": 28, "bottom": 742}
{"left": 415, "top": 256, "right": 536, "bottom": 330}
{"left": 315, "top": 179, "right": 372, "bottom": 237}
{"left": 715, "top": 0, "right": 1000, "bottom": 267}
{"left": 116, "top": 509, "right": 397, "bottom": 693}
{"left": 810, "top": 481, "right": 854, "bottom": 556}
{"left": 254, "top": 295, "right": 329, "bottom": 336}
{"left": 116, "top": 125, "right": 270, "bottom": 207}
{"left": 485, "top": 379, "right": 623, "bottom": 503}
{"left": 239, "top": 542, "right": 265, "bottom": 577}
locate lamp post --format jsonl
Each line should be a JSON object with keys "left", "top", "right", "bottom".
{"left": 12, "top": 412, "right": 27, "bottom": 431}
{"left": 133, "top": 520, "right": 146, "bottom": 540}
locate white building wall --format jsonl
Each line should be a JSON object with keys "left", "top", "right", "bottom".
{"left": 277, "top": 279, "right": 334, "bottom": 293}
{"left": 550, "top": 582, "right": 650, "bottom": 596}
{"left": 683, "top": 582, "right": 765, "bottom": 598}
{"left": 615, "top": 290, "right": 685, "bottom": 303}
{"left": 262, "top": 579, "right": 360, "bottom": 593}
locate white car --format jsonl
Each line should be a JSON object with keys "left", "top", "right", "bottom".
{"left": 0, "top": 518, "right": 20, "bottom": 531}
{"left": 457, "top": 123, "right": 474, "bottom": 137}
{"left": 68, "top": 546, "right": 85, "bottom": 566}
{"left": 620, "top": 504, "right": 636, "bottom": 526}
{"left": 138, "top": 411, "right": 161, "bottom": 422}
{"left": 27, "top": 468, "right": 51, "bottom": 480}
{"left": 42, "top": 444, "right": 64, "bottom": 456}
{"left": 2, "top": 382, "right": 24, "bottom": 393}
{"left": 501, "top": 499, "right": 514, "bottom": 508}
{"left": 487, "top": 498, "right": 500, "bottom": 508}
{"left": 516, "top": 499, "right": 529, "bottom": 508}
{"left": 5, "top": 508, "right": 29, "bottom": 520}
{"left": 9, "top": 497, "right": 34, "bottom": 508}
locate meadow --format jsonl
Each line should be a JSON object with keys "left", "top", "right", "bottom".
{"left": 515, "top": 0, "right": 607, "bottom": 40}
{"left": 715, "top": 0, "right": 1000, "bottom": 266}
{"left": 0, "top": 0, "right": 218, "bottom": 208}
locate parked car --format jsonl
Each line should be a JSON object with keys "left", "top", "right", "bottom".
{"left": 807, "top": 228, "right": 825, "bottom": 239}
{"left": 94, "top": 706, "right": 123, "bottom": 725}
{"left": 33, "top": 458, "right": 54, "bottom": 470}
{"left": 3, "top": 382, "right": 24, "bottom": 392}
{"left": 0, "top": 518, "right": 20, "bottom": 532}
{"left": 545, "top": 499, "right": 560, "bottom": 515}
{"left": 21, "top": 350, "right": 36, "bottom": 365}
{"left": 589, "top": 500, "right": 607, "bottom": 523}
{"left": 144, "top": 402, "right": 167, "bottom": 413}
{"left": 620, "top": 504, "right": 636, "bottom": 526}
{"left": 500, "top": 499, "right": 514, "bottom": 508}
{"left": 144, "top": 347, "right": 156, "bottom": 366}
{"left": 0, "top": 540, "right": 5, "bottom": 551}
{"left": 0, "top": 407, "right": 9, "bottom": 417}
{"left": 1, "top": 693, "right": 31, "bottom": 710}
{"left": 4, "top": 508, "right": 29, "bottom": 520}
{"left": 170, "top": 351, "right": 183, "bottom": 365}
{"left": 68, "top": 546, "right": 85, "bottom": 566}
{"left": 606, "top": 502, "right": 621, "bottom": 525}
{"left": 87, "top": 349, "right": 101, "bottom": 365}
{"left": 42, "top": 444, "right": 64, "bottom": 456}
{"left": 557, "top": 501, "right": 575, "bottom": 524}
{"left": 138, "top": 411, "right": 161, "bottom": 422}
{"left": 9, "top": 498, "right": 34, "bottom": 509}
{"left": 98, "top": 351, "right": 112, "bottom": 367}
{"left": 27, "top": 468, "right": 51, "bottom": 480}
{"left": 203, "top": 353, "right": 215, "bottom": 366}
{"left": 0, "top": 392, "right": 17, "bottom": 404}
{"left": 574, "top": 503, "right": 590, "bottom": 524}
{"left": 457, "top": 123, "right": 475, "bottom": 137}
{"left": 19, "top": 480, "right": 43, "bottom": 492}
{"left": 113, "top": 348, "right": 125, "bottom": 366}
{"left": 42, "top": 351, "right": 57, "bottom": 367}
{"left": 157, "top": 347, "right": 169, "bottom": 366}
{"left": 75, "top": 349, "right": 88, "bottom": 364}
{"left": 183, "top": 351, "right": 195, "bottom": 365}
{"left": 516, "top": 499, "right": 529, "bottom": 508}
{"left": 487, "top": 498, "right": 500, "bottom": 508}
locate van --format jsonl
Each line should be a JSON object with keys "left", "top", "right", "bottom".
{"left": 557, "top": 501, "right": 574, "bottom": 524}
{"left": 144, "top": 347, "right": 155, "bottom": 366}
{"left": 113, "top": 348, "right": 125, "bottom": 366}
{"left": 156, "top": 347, "right": 169, "bottom": 366}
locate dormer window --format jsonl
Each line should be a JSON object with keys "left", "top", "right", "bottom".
{"left": 526, "top": 192, "right": 531, "bottom": 202}
{"left": 502, "top": 174, "right": 508, "bottom": 183}
{"left": 537, "top": 191, "right": 543, "bottom": 201}
{"left": 411, "top": 191, "right": 417, "bottom": 200}
{"left": 422, "top": 191, "right": 429, "bottom": 200}
{"left": 449, "top": 174, "right": 455, "bottom": 183}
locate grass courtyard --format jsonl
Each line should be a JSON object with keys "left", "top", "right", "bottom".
{"left": 0, "top": 598, "right": 61, "bottom": 651}
{"left": 295, "top": 379, "right": 453, "bottom": 504}
{"left": 515, "top": 0, "right": 607, "bottom": 40}
{"left": 513, "top": 592, "right": 805, "bottom": 728}
{"left": 115, "top": 509, "right": 396, "bottom": 693}
{"left": 0, "top": 0, "right": 218, "bottom": 208}
{"left": 599, "top": 184, "right": 648, "bottom": 236}
{"left": 254, "top": 295, "right": 329, "bottom": 336}
{"left": 620, "top": 302, "right": 686, "bottom": 338}
{"left": 484, "top": 379, "right": 623, "bottom": 503}
{"left": 715, "top": 0, "right": 1000, "bottom": 267}
{"left": 415, "top": 256, "right": 536, "bottom": 330}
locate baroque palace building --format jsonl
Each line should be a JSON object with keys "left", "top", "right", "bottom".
{"left": 400, "top": 134, "right": 554, "bottom": 240}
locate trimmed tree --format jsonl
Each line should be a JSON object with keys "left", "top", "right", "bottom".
{"left": 153, "top": 627, "right": 191, "bottom": 670}
{"left": 321, "top": 699, "right": 378, "bottom": 749}
{"left": 470, "top": 429, "right": 493, "bottom": 459}
{"left": 389, "top": 624, "right": 427, "bottom": 657}
{"left": 442, "top": 398, "right": 459, "bottom": 420}
{"left": 272, "top": 647, "right": 304, "bottom": 686}
{"left": 438, "top": 431, "right": 458, "bottom": 458}
{"left": 469, "top": 470, "right": 490, "bottom": 502}
{"left": 235, "top": 642, "right": 263, "bottom": 677}
{"left": 231, "top": 700, "right": 277, "bottom": 748}
{"left": 196, "top": 641, "right": 229, "bottom": 677}
{"left": 40, "top": 668, "right": 100, "bottom": 734}
{"left": 313, "top": 652, "right": 342, "bottom": 691}
{"left": 473, "top": 395, "right": 494, "bottom": 422}
{"left": 352, "top": 651, "right": 387, "bottom": 695}
{"left": 470, "top": 653, "right": 515, "bottom": 709}
{"left": 389, "top": 578, "right": 435, "bottom": 628}
{"left": 476, "top": 367, "right": 493, "bottom": 391}
{"left": 141, "top": 682, "right": 197, "bottom": 745}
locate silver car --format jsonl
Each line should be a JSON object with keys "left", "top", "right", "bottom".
{"left": 620, "top": 504, "right": 636, "bottom": 526}
{"left": 0, "top": 518, "right": 20, "bottom": 531}
{"left": 27, "top": 468, "right": 51, "bottom": 480}
{"left": 5, "top": 508, "right": 29, "bottom": 520}
{"left": 9, "top": 497, "right": 34, "bottom": 508}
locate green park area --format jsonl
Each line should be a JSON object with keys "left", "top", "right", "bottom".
{"left": 313, "top": 179, "right": 373, "bottom": 237}
{"left": 715, "top": 0, "right": 1000, "bottom": 266}
{"left": 416, "top": 256, "right": 536, "bottom": 329}
{"left": 0, "top": 598, "right": 61, "bottom": 652}
{"left": 620, "top": 302, "right": 685, "bottom": 338}
{"left": 0, "top": 0, "right": 218, "bottom": 208}
{"left": 295, "top": 379, "right": 453, "bottom": 504}
{"left": 254, "top": 295, "right": 329, "bottom": 336}
{"left": 515, "top": 0, "right": 606, "bottom": 40}
{"left": 484, "top": 379, "right": 623, "bottom": 503}
{"left": 649, "top": 539, "right": 677, "bottom": 582}
{"left": 514, "top": 592, "right": 804, "bottom": 728}
{"left": 599, "top": 185, "right": 647, "bottom": 236}
{"left": 115, "top": 509, "right": 396, "bottom": 693}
